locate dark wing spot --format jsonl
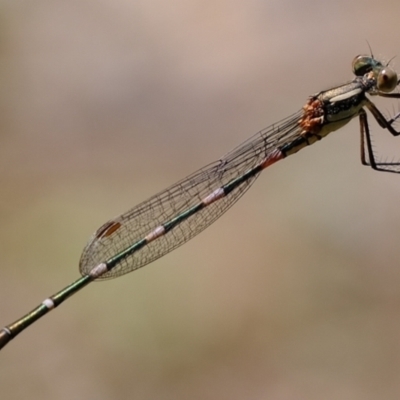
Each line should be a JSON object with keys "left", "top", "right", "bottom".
{"left": 95, "top": 221, "right": 122, "bottom": 239}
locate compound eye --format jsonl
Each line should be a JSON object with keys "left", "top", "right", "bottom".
{"left": 352, "top": 55, "right": 374, "bottom": 76}
{"left": 377, "top": 67, "right": 398, "bottom": 92}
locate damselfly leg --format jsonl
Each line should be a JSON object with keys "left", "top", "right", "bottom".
{"left": 360, "top": 97, "right": 400, "bottom": 173}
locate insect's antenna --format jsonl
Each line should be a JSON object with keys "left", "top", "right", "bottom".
{"left": 386, "top": 55, "right": 396, "bottom": 66}
{"left": 366, "top": 40, "right": 374, "bottom": 58}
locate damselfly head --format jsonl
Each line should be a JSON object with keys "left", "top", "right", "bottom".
{"left": 352, "top": 55, "right": 398, "bottom": 93}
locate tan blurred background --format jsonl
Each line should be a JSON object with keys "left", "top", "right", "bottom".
{"left": 1, "top": 1, "right": 400, "bottom": 399}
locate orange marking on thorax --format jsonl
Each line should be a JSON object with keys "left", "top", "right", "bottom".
{"left": 298, "top": 97, "right": 324, "bottom": 134}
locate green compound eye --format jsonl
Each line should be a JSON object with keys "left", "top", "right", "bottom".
{"left": 352, "top": 55, "right": 377, "bottom": 76}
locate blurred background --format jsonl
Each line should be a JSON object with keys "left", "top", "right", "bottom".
{"left": 1, "top": 1, "right": 400, "bottom": 399}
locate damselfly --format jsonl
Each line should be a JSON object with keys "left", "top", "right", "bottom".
{"left": 1, "top": 54, "right": 400, "bottom": 350}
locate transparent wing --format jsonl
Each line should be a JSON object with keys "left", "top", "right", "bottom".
{"left": 79, "top": 110, "right": 303, "bottom": 279}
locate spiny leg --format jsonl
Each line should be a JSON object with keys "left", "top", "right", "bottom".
{"left": 365, "top": 98, "right": 400, "bottom": 136}
{"left": 359, "top": 109, "right": 400, "bottom": 173}
{"left": 360, "top": 110, "right": 376, "bottom": 169}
